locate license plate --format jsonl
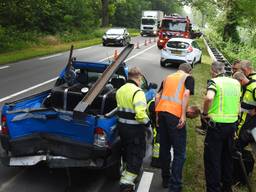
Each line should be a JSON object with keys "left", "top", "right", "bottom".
{"left": 171, "top": 50, "right": 182, "bottom": 55}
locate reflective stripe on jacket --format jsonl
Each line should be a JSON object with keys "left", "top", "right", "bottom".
{"left": 248, "top": 73, "right": 256, "bottom": 81}
{"left": 155, "top": 71, "right": 188, "bottom": 118}
{"left": 237, "top": 80, "right": 256, "bottom": 134}
{"left": 116, "top": 82, "right": 149, "bottom": 125}
{"left": 241, "top": 80, "right": 256, "bottom": 110}
{"left": 208, "top": 77, "right": 241, "bottom": 123}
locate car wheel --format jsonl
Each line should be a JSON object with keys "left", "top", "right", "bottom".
{"left": 191, "top": 58, "right": 196, "bottom": 68}
{"left": 106, "top": 157, "right": 122, "bottom": 180}
{"left": 119, "top": 40, "right": 125, "bottom": 47}
{"left": 198, "top": 56, "right": 202, "bottom": 64}
{"left": 160, "top": 61, "right": 166, "bottom": 67}
{"left": 103, "top": 42, "right": 106, "bottom": 46}
{"left": 157, "top": 45, "right": 163, "bottom": 49}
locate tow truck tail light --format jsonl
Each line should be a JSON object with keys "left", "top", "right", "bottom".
{"left": 1, "top": 115, "right": 8, "bottom": 135}
{"left": 187, "top": 45, "right": 193, "bottom": 53}
{"left": 94, "top": 127, "right": 108, "bottom": 147}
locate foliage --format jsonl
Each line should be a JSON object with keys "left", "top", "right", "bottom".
{"left": 206, "top": 29, "right": 256, "bottom": 67}
{"left": 0, "top": 28, "right": 139, "bottom": 64}
{"left": 184, "top": 0, "right": 256, "bottom": 43}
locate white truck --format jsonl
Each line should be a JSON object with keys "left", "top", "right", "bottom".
{"left": 140, "top": 10, "right": 164, "bottom": 36}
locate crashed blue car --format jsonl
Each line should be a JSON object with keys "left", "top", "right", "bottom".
{"left": 0, "top": 45, "right": 156, "bottom": 179}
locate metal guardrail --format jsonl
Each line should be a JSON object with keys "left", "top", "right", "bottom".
{"left": 202, "top": 36, "right": 232, "bottom": 76}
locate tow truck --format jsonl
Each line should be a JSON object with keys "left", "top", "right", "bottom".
{"left": 0, "top": 44, "right": 157, "bottom": 179}
{"left": 157, "top": 14, "right": 192, "bottom": 49}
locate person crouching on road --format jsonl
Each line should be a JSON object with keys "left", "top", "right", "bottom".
{"left": 116, "top": 67, "right": 150, "bottom": 192}
{"left": 202, "top": 61, "right": 241, "bottom": 192}
{"left": 155, "top": 63, "right": 194, "bottom": 192}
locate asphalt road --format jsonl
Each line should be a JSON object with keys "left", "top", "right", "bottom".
{"left": 0, "top": 36, "right": 177, "bottom": 192}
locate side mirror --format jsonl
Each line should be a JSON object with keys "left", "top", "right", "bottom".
{"left": 149, "top": 82, "right": 158, "bottom": 89}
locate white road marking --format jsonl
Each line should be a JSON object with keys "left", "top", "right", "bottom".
{"left": 0, "top": 66, "right": 10, "bottom": 70}
{"left": 77, "top": 47, "right": 92, "bottom": 51}
{"left": 125, "top": 44, "right": 156, "bottom": 62}
{"left": 0, "top": 45, "right": 155, "bottom": 103}
{"left": 137, "top": 171, "right": 154, "bottom": 192}
{"left": 39, "top": 53, "right": 63, "bottom": 60}
{"left": 99, "top": 55, "right": 113, "bottom": 62}
{"left": 0, "top": 78, "right": 58, "bottom": 103}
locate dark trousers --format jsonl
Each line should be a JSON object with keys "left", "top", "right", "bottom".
{"left": 118, "top": 123, "right": 146, "bottom": 174}
{"left": 237, "top": 114, "right": 256, "bottom": 150}
{"left": 204, "top": 122, "right": 236, "bottom": 192}
{"left": 158, "top": 112, "right": 186, "bottom": 192}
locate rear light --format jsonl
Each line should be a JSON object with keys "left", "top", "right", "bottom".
{"left": 184, "top": 34, "right": 189, "bottom": 38}
{"left": 187, "top": 45, "right": 193, "bottom": 53}
{"left": 93, "top": 127, "right": 108, "bottom": 147}
{"left": 1, "top": 115, "right": 8, "bottom": 135}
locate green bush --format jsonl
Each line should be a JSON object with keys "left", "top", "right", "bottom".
{"left": 206, "top": 29, "right": 256, "bottom": 67}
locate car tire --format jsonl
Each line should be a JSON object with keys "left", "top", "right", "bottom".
{"left": 198, "top": 56, "right": 202, "bottom": 64}
{"left": 160, "top": 61, "right": 166, "bottom": 67}
{"left": 191, "top": 58, "right": 196, "bottom": 68}
{"left": 107, "top": 158, "right": 122, "bottom": 180}
{"left": 119, "top": 40, "right": 125, "bottom": 47}
{"left": 157, "top": 45, "right": 163, "bottom": 49}
{"left": 103, "top": 42, "right": 106, "bottom": 46}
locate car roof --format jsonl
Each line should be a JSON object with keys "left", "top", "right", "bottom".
{"left": 168, "top": 38, "right": 194, "bottom": 43}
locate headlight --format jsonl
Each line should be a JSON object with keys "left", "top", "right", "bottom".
{"left": 103, "top": 35, "right": 107, "bottom": 39}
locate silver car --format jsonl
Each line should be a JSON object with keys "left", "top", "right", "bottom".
{"left": 102, "top": 28, "right": 131, "bottom": 47}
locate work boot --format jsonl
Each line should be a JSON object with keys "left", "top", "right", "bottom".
{"left": 162, "top": 177, "right": 169, "bottom": 188}
{"left": 120, "top": 184, "right": 135, "bottom": 192}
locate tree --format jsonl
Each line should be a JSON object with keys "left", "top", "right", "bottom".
{"left": 101, "top": 0, "right": 110, "bottom": 27}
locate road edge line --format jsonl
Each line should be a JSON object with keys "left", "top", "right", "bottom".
{"left": 136, "top": 171, "right": 154, "bottom": 192}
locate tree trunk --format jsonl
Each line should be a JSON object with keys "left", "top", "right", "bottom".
{"left": 101, "top": 0, "right": 109, "bottom": 27}
{"left": 223, "top": 0, "right": 240, "bottom": 42}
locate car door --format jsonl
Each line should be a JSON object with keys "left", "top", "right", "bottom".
{"left": 191, "top": 41, "right": 202, "bottom": 62}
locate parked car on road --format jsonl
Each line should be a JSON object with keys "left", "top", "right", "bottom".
{"left": 160, "top": 38, "right": 202, "bottom": 68}
{"left": 102, "top": 28, "right": 131, "bottom": 47}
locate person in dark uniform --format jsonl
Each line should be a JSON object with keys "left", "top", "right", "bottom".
{"left": 202, "top": 62, "right": 241, "bottom": 192}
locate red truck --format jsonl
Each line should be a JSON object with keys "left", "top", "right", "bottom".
{"left": 157, "top": 14, "right": 192, "bottom": 49}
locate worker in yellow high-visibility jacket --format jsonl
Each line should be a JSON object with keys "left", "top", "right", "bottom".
{"left": 116, "top": 67, "right": 150, "bottom": 192}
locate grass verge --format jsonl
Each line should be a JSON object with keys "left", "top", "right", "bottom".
{"left": 0, "top": 28, "right": 139, "bottom": 65}
{"left": 183, "top": 38, "right": 256, "bottom": 192}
